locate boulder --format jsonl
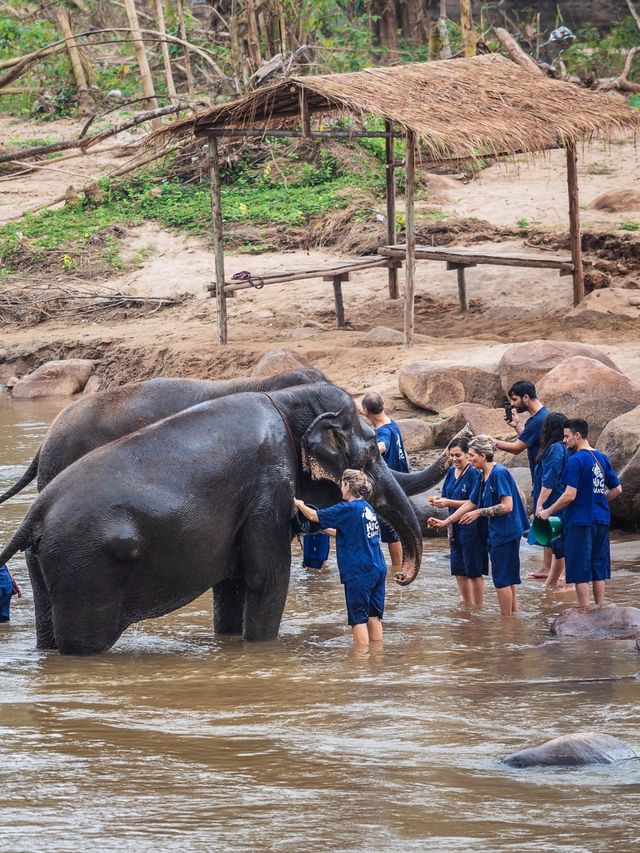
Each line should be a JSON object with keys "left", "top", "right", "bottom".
{"left": 11, "top": 359, "right": 95, "bottom": 399}
{"left": 509, "top": 467, "right": 533, "bottom": 514}
{"left": 399, "top": 362, "right": 503, "bottom": 413}
{"left": 596, "top": 406, "right": 640, "bottom": 472}
{"left": 563, "top": 288, "right": 640, "bottom": 326}
{"left": 502, "top": 733, "right": 637, "bottom": 768}
{"left": 537, "top": 357, "right": 640, "bottom": 442}
{"left": 251, "top": 348, "right": 311, "bottom": 377}
{"left": 612, "top": 449, "right": 640, "bottom": 527}
{"left": 396, "top": 418, "right": 434, "bottom": 452}
{"left": 551, "top": 605, "right": 640, "bottom": 639}
{"left": 497, "top": 340, "right": 619, "bottom": 394}
{"left": 590, "top": 188, "right": 640, "bottom": 212}
{"left": 360, "top": 326, "right": 404, "bottom": 345}
{"left": 432, "top": 403, "right": 514, "bottom": 446}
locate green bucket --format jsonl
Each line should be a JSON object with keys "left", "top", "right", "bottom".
{"left": 530, "top": 515, "right": 564, "bottom": 547}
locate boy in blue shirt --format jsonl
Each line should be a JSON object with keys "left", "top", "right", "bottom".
{"left": 294, "top": 469, "right": 388, "bottom": 645}
{"left": 538, "top": 418, "right": 622, "bottom": 610}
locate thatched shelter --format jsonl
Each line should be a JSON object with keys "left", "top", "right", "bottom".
{"left": 153, "top": 54, "right": 640, "bottom": 346}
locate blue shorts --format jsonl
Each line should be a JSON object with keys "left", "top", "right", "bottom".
{"left": 344, "top": 570, "right": 386, "bottom": 625}
{"left": 564, "top": 524, "right": 611, "bottom": 584}
{"left": 489, "top": 539, "right": 521, "bottom": 589}
{"left": 379, "top": 519, "right": 399, "bottom": 544}
{"left": 450, "top": 536, "right": 488, "bottom": 579}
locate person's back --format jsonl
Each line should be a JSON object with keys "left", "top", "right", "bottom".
{"left": 0, "top": 564, "right": 16, "bottom": 623}
{"left": 375, "top": 420, "right": 409, "bottom": 473}
{"left": 563, "top": 448, "right": 617, "bottom": 528}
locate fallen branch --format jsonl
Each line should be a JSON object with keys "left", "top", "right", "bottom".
{"left": 597, "top": 46, "right": 640, "bottom": 93}
{"left": 493, "top": 26, "right": 543, "bottom": 75}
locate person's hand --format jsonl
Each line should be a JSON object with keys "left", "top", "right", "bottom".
{"left": 427, "top": 517, "right": 446, "bottom": 528}
{"left": 538, "top": 508, "right": 551, "bottom": 521}
{"left": 508, "top": 411, "right": 520, "bottom": 429}
{"left": 428, "top": 496, "right": 447, "bottom": 508}
{"left": 460, "top": 510, "right": 480, "bottom": 524}
{"left": 293, "top": 498, "right": 305, "bottom": 511}
{"left": 535, "top": 503, "right": 544, "bottom": 518}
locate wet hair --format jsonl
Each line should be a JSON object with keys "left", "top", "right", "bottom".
{"left": 565, "top": 417, "right": 589, "bottom": 438}
{"left": 469, "top": 435, "right": 494, "bottom": 461}
{"left": 341, "top": 468, "right": 373, "bottom": 499}
{"left": 508, "top": 380, "right": 537, "bottom": 400}
{"left": 361, "top": 392, "right": 384, "bottom": 415}
{"left": 447, "top": 436, "right": 470, "bottom": 453}
{"left": 536, "top": 412, "right": 567, "bottom": 463}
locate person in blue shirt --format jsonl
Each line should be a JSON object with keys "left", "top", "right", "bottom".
{"left": 538, "top": 418, "right": 622, "bottom": 610}
{"left": 361, "top": 392, "right": 409, "bottom": 573}
{"left": 294, "top": 469, "right": 388, "bottom": 645}
{"left": 428, "top": 437, "right": 488, "bottom": 607}
{"left": 0, "top": 563, "right": 21, "bottom": 622}
{"left": 531, "top": 412, "right": 569, "bottom": 590}
{"left": 429, "top": 435, "right": 529, "bottom": 616}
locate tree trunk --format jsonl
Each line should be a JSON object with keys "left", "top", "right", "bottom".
{"left": 54, "top": 7, "right": 94, "bottom": 115}
{"left": 175, "top": 0, "right": 195, "bottom": 97}
{"left": 123, "top": 0, "right": 161, "bottom": 126}
{"left": 374, "top": 0, "right": 400, "bottom": 64}
{"left": 460, "top": 0, "right": 476, "bottom": 57}
{"left": 154, "top": 0, "right": 177, "bottom": 102}
{"left": 244, "top": 0, "right": 262, "bottom": 71}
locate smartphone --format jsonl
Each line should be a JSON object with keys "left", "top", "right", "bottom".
{"left": 504, "top": 401, "right": 513, "bottom": 423}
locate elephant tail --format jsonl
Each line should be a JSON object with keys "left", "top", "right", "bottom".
{"left": 0, "top": 448, "right": 40, "bottom": 506}
{"left": 0, "top": 520, "right": 33, "bottom": 566}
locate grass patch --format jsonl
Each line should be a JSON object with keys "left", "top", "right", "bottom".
{"left": 585, "top": 162, "right": 615, "bottom": 176}
{"left": 618, "top": 220, "right": 640, "bottom": 231}
{"left": 516, "top": 217, "right": 531, "bottom": 230}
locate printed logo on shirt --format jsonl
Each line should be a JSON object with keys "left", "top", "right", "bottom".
{"left": 363, "top": 505, "right": 381, "bottom": 539}
{"left": 592, "top": 463, "right": 605, "bottom": 495}
{"left": 396, "top": 435, "right": 406, "bottom": 462}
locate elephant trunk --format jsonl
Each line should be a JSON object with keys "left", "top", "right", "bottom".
{"left": 392, "top": 423, "right": 474, "bottom": 497}
{"left": 371, "top": 463, "right": 423, "bottom": 586}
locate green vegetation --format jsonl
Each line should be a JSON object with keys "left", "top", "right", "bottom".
{"left": 618, "top": 220, "right": 640, "bottom": 231}
{"left": 563, "top": 17, "right": 640, "bottom": 82}
{"left": 516, "top": 217, "right": 531, "bottom": 230}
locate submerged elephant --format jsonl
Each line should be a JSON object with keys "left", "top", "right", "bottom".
{"left": 502, "top": 733, "right": 637, "bottom": 768}
{"left": 0, "top": 383, "right": 423, "bottom": 654}
{"left": 0, "top": 368, "right": 326, "bottom": 502}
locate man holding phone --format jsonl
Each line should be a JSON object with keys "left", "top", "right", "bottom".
{"left": 493, "top": 380, "right": 549, "bottom": 477}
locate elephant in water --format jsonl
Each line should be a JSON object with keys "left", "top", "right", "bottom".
{"left": 0, "top": 383, "right": 423, "bottom": 654}
{"left": 502, "top": 733, "right": 637, "bottom": 768}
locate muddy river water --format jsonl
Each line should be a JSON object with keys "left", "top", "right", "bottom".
{"left": 1, "top": 394, "right": 639, "bottom": 852}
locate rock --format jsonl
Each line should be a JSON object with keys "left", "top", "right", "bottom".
{"left": 596, "top": 406, "right": 640, "bottom": 471}
{"left": 396, "top": 418, "right": 434, "bottom": 452}
{"left": 399, "top": 362, "right": 503, "bottom": 413}
{"left": 81, "top": 375, "right": 102, "bottom": 395}
{"left": 409, "top": 489, "right": 448, "bottom": 538}
{"left": 497, "top": 340, "right": 619, "bottom": 394}
{"left": 251, "top": 348, "right": 311, "bottom": 377}
{"left": 11, "top": 359, "right": 95, "bottom": 399}
{"left": 613, "top": 449, "right": 640, "bottom": 527}
{"left": 360, "top": 326, "right": 404, "bottom": 345}
{"left": 6, "top": 376, "right": 19, "bottom": 389}
{"left": 537, "top": 357, "right": 640, "bottom": 442}
{"left": 563, "top": 288, "right": 640, "bottom": 325}
{"left": 302, "top": 320, "right": 327, "bottom": 330}
{"left": 432, "top": 403, "right": 514, "bottom": 446}
{"left": 584, "top": 270, "right": 611, "bottom": 293}
{"left": 590, "top": 188, "right": 640, "bottom": 212}
{"left": 551, "top": 605, "right": 640, "bottom": 639}
{"left": 509, "top": 467, "right": 533, "bottom": 514}
{"left": 502, "top": 733, "right": 637, "bottom": 768}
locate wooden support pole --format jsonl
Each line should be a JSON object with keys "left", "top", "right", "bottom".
{"left": 123, "top": 0, "right": 161, "bottom": 127}
{"left": 566, "top": 140, "right": 584, "bottom": 306}
{"left": 208, "top": 135, "right": 227, "bottom": 344}
{"left": 385, "top": 119, "right": 398, "bottom": 299}
{"left": 299, "top": 89, "right": 311, "bottom": 137}
{"left": 404, "top": 130, "right": 416, "bottom": 348}
{"left": 154, "top": 0, "right": 178, "bottom": 102}
{"left": 456, "top": 266, "right": 468, "bottom": 312}
{"left": 330, "top": 275, "right": 346, "bottom": 328}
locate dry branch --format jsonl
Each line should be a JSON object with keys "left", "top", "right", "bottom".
{"left": 493, "top": 27, "right": 543, "bottom": 75}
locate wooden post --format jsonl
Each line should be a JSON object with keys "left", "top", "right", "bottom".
{"left": 124, "top": 0, "right": 161, "bottom": 127}
{"left": 208, "top": 135, "right": 227, "bottom": 344}
{"left": 456, "top": 266, "right": 468, "bottom": 312}
{"left": 54, "top": 7, "right": 94, "bottom": 115}
{"left": 331, "top": 276, "right": 346, "bottom": 328}
{"left": 566, "top": 140, "right": 584, "bottom": 305}
{"left": 299, "top": 89, "right": 311, "bottom": 137}
{"left": 154, "top": 0, "right": 178, "bottom": 102}
{"left": 404, "top": 130, "right": 416, "bottom": 348}
{"left": 385, "top": 119, "right": 398, "bottom": 299}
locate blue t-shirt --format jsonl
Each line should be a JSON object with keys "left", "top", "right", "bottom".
{"left": 376, "top": 420, "right": 410, "bottom": 473}
{"left": 441, "top": 464, "right": 484, "bottom": 542}
{"left": 317, "top": 499, "right": 387, "bottom": 584}
{"left": 470, "top": 464, "right": 530, "bottom": 547}
{"left": 533, "top": 441, "right": 568, "bottom": 509}
{"left": 519, "top": 406, "right": 550, "bottom": 474}
{"left": 561, "top": 448, "right": 620, "bottom": 528}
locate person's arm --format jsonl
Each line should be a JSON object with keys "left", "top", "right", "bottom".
{"left": 461, "top": 494, "right": 512, "bottom": 524}
{"left": 377, "top": 441, "right": 387, "bottom": 455}
{"left": 538, "top": 486, "right": 576, "bottom": 519}
{"left": 493, "top": 437, "right": 528, "bottom": 455}
{"left": 321, "top": 528, "right": 336, "bottom": 536}
{"left": 535, "top": 486, "right": 552, "bottom": 515}
{"left": 427, "top": 499, "right": 476, "bottom": 528}
{"left": 606, "top": 485, "right": 622, "bottom": 502}
{"left": 428, "top": 496, "right": 467, "bottom": 509}
{"left": 294, "top": 498, "right": 319, "bottom": 523}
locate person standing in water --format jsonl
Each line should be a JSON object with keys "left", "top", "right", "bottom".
{"left": 0, "top": 563, "right": 21, "bottom": 622}
{"left": 532, "top": 412, "right": 569, "bottom": 590}
{"left": 429, "top": 437, "right": 487, "bottom": 607}
{"left": 360, "top": 392, "right": 409, "bottom": 574}
{"left": 429, "top": 436, "right": 529, "bottom": 616}
{"left": 294, "top": 469, "right": 387, "bottom": 646}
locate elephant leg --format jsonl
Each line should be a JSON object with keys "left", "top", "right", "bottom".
{"left": 213, "top": 578, "right": 246, "bottom": 636}
{"left": 26, "top": 549, "right": 57, "bottom": 650}
{"left": 239, "top": 524, "right": 291, "bottom": 642}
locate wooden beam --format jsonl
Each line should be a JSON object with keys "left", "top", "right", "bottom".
{"left": 378, "top": 245, "right": 575, "bottom": 269}
{"left": 197, "top": 128, "right": 399, "bottom": 139}
{"left": 404, "top": 130, "right": 416, "bottom": 348}
{"left": 566, "top": 140, "right": 584, "bottom": 305}
{"left": 385, "top": 119, "right": 398, "bottom": 299}
{"left": 208, "top": 135, "right": 227, "bottom": 344}
{"left": 217, "top": 258, "right": 392, "bottom": 293}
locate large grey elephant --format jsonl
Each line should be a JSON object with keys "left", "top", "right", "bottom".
{"left": 0, "top": 383, "right": 423, "bottom": 655}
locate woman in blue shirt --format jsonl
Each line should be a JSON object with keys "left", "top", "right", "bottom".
{"left": 429, "top": 437, "right": 487, "bottom": 607}
{"left": 532, "top": 412, "right": 568, "bottom": 590}
{"left": 429, "top": 436, "right": 529, "bottom": 616}
{"left": 294, "top": 469, "right": 388, "bottom": 645}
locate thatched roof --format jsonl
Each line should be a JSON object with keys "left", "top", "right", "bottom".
{"left": 153, "top": 55, "right": 640, "bottom": 162}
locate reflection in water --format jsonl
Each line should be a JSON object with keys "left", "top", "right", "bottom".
{"left": 1, "top": 393, "right": 640, "bottom": 852}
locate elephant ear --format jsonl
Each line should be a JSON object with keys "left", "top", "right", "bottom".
{"left": 302, "top": 410, "right": 349, "bottom": 483}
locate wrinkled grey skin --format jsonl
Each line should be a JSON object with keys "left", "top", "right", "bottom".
{"left": 0, "top": 383, "right": 422, "bottom": 655}
{"left": 551, "top": 605, "right": 640, "bottom": 640}
{"left": 0, "top": 369, "right": 327, "bottom": 503}
{"left": 502, "top": 733, "right": 638, "bottom": 768}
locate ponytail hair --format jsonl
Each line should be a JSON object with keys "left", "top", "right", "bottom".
{"left": 341, "top": 468, "right": 373, "bottom": 499}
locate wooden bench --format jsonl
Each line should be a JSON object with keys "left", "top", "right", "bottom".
{"left": 377, "top": 244, "right": 592, "bottom": 312}
{"left": 206, "top": 257, "right": 401, "bottom": 328}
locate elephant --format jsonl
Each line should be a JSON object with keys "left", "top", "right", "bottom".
{"left": 0, "top": 368, "right": 327, "bottom": 502}
{"left": 0, "top": 383, "right": 423, "bottom": 655}
{"left": 502, "top": 733, "right": 637, "bottom": 768}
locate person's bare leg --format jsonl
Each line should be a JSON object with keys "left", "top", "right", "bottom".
{"left": 367, "top": 617, "right": 383, "bottom": 642}
{"left": 470, "top": 577, "right": 484, "bottom": 608}
{"left": 352, "top": 623, "right": 370, "bottom": 645}
{"left": 455, "top": 576, "right": 473, "bottom": 605}
{"left": 388, "top": 541, "right": 402, "bottom": 572}
{"left": 544, "top": 556, "right": 565, "bottom": 589}
{"left": 575, "top": 582, "right": 591, "bottom": 610}
{"left": 593, "top": 580, "right": 606, "bottom": 606}
{"left": 496, "top": 586, "right": 514, "bottom": 616}
{"left": 511, "top": 585, "right": 518, "bottom": 613}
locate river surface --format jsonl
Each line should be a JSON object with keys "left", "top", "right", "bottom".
{"left": 1, "top": 393, "right": 639, "bottom": 852}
